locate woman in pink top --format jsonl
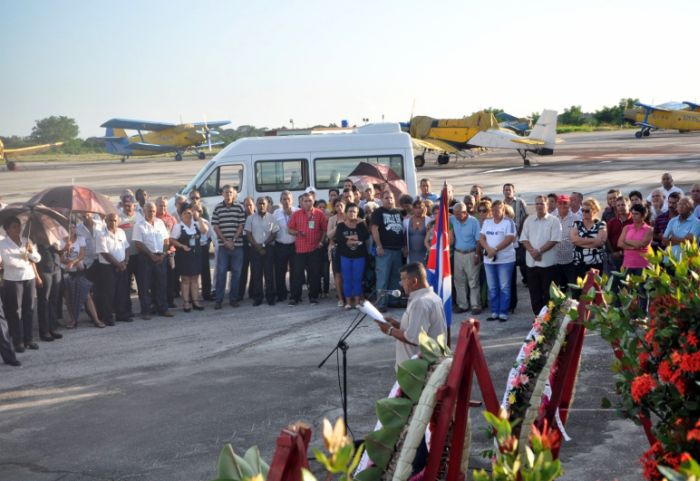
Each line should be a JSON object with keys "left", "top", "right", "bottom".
{"left": 618, "top": 204, "right": 653, "bottom": 274}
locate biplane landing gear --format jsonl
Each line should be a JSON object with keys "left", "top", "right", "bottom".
{"left": 198, "top": 151, "right": 206, "bottom": 160}
{"left": 518, "top": 149, "right": 532, "bottom": 167}
{"left": 635, "top": 127, "right": 651, "bottom": 138}
{"left": 437, "top": 153, "right": 450, "bottom": 165}
{"left": 414, "top": 154, "right": 425, "bottom": 168}
{"left": 175, "top": 153, "right": 183, "bottom": 161}
{"left": 121, "top": 156, "right": 126, "bottom": 163}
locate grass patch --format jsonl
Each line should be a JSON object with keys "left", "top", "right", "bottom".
{"left": 556, "top": 124, "right": 635, "bottom": 134}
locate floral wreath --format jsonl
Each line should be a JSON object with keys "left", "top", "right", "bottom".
{"left": 501, "top": 287, "right": 579, "bottom": 451}
{"left": 355, "top": 332, "right": 470, "bottom": 481}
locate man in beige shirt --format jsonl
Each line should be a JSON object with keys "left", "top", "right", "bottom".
{"left": 375, "top": 262, "right": 447, "bottom": 369}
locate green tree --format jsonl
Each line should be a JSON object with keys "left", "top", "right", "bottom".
{"left": 559, "top": 105, "right": 585, "bottom": 125}
{"left": 484, "top": 107, "right": 505, "bottom": 115}
{"left": 30, "top": 116, "right": 79, "bottom": 143}
{"left": 530, "top": 112, "right": 541, "bottom": 124}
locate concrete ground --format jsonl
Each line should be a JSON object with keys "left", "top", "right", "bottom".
{"left": 1, "top": 130, "right": 699, "bottom": 481}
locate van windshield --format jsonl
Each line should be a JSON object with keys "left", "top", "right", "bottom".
{"left": 314, "top": 155, "right": 403, "bottom": 190}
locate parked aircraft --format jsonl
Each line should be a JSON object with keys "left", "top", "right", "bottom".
{"left": 98, "top": 118, "right": 230, "bottom": 161}
{"left": 495, "top": 112, "right": 532, "bottom": 135}
{"left": 0, "top": 138, "right": 63, "bottom": 171}
{"left": 624, "top": 101, "right": 700, "bottom": 138}
{"left": 408, "top": 109, "right": 558, "bottom": 167}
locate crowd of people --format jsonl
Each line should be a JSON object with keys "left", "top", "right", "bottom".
{"left": 1, "top": 174, "right": 699, "bottom": 368}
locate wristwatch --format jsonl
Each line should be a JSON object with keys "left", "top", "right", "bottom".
{"left": 387, "top": 327, "right": 394, "bottom": 337}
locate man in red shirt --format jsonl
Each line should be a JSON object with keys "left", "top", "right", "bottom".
{"left": 607, "top": 195, "right": 633, "bottom": 273}
{"left": 287, "top": 193, "right": 328, "bottom": 305}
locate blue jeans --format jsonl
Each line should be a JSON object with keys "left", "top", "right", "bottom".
{"left": 375, "top": 249, "right": 402, "bottom": 308}
{"left": 484, "top": 261, "right": 515, "bottom": 318}
{"left": 215, "top": 246, "right": 244, "bottom": 303}
{"left": 340, "top": 256, "right": 365, "bottom": 298}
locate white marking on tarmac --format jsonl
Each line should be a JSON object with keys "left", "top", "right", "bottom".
{"left": 599, "top": 160, "right": 612, "bottom": 163}
{"left": 0, "top": 390, "right": 120, "bottom": 412}
{"left": 482, "top": 166, "right": 523, "bottom": 174}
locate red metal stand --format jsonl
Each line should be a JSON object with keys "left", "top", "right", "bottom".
{"left": 423, "top": 319, "right": 500, "bottom": 481}
{"left": 267, "top": 424, "right": 312, "bottom": 481}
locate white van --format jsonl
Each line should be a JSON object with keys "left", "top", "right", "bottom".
{"left": 175, "top": 123, "right": 418, "bottom": 214}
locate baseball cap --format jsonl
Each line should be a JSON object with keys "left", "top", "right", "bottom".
{"left": 556, "top": 194, "right": 570, "bottom": 203}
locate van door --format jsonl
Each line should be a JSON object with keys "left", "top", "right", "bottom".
{"left": 250, "top": 153, "right": 309, "bottom": 205}
{"left": 197, "top": 155, "right": 249, "bottom": 215}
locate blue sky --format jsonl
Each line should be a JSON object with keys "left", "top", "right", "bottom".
{"left": 1, "top": 0, "right": 698, "bottom": 137}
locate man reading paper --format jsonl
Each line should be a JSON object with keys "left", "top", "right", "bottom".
{"left": 375, "top": 262, "right": 447, "bottom": 370}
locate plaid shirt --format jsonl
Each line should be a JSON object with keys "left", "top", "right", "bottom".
{"left": 288, "top": 208, "right": 328, "bottom": 254}
{"left": 556, "top": 211, "right": 577, "bottom": 265}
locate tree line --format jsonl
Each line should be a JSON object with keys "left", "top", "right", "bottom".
{"left": 2, "top": 100, "right": 641, "bottom": 154}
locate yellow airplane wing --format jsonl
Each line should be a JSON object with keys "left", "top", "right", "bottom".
{"left": 510, "top": 138, "right": 546, "bottom": 146}
{"left": 3, "top": 141, "right": 64, "bottom": 158}
{"left": 411, "top": 137, "right": 459, "bottom": 153}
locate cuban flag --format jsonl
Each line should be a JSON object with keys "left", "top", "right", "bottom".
{"left": 426, "top": 182, "right": 452, "bottom": 328}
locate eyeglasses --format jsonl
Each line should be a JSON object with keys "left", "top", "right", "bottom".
{"left": 581, "top": 208, "right": 592, "bottom": 213}
{"left": 191, "top": 197, "right": 200, "bottom": 200}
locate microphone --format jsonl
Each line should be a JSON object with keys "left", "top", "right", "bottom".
{"left": 378, "top": 289, "right": 403, "bottom": 298}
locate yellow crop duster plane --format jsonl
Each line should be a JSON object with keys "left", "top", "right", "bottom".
{"left": 0, "top": 138, "right": 64, "bottom": 171}
{"left": 408, "top": 109, "right": 558, "bottom": 167}
{"left": 98, "top": 118, "right": 230, "bottom": 161}
{"left": 624, "top": 101, "right": 700, "bottom": 138}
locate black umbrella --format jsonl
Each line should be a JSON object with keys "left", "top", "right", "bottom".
{"left": 0, "top": 203, "right": 69, "bottom": 246}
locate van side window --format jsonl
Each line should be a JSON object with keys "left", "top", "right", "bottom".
{"left": 314, "top": 155, "right": 404, "bottom": 189}
{"left": 255, "top": 159, "right": 308, "bottom": 192}
{"left": 199, "top": 164, "right": 244, "bottom": 197}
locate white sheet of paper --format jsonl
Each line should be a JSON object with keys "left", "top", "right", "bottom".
{"left": 358, "top": 300, "right": 388, "bottom": 324}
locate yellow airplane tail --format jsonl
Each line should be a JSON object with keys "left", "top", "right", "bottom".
{"left": 111, "top": 127, "right": 128, "bottom": 138}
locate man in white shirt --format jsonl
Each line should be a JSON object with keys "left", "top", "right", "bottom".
{"left": 646, "top": 172, "right": 684, "bottom": 212}
{"left": 245, "top": 197, "right": 280, "bottom": 306}
{"left": 375, "top": 262, "right": 447, "bottom": 370}
{"left": 272, "top": 191, "right": 298, "bottom": 302}
{"left": 519, "top": 195, "right": 562, "bottom": 315}
{"left": 96, "top": 213, "right": 131, "bottom": 325}
{"left": 0, "top": 216, "right": 41, "bottom": 352}
{"left": 132, "top": 202, "right": 173, "bottom": 319}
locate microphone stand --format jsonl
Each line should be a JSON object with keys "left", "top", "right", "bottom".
{"left": 318, "top": 310, "right": 368, "bottom": 434}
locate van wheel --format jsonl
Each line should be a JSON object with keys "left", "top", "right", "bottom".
{"left": 414, "top": 155, "right": 425, "bottom": 168}
{"left": 437, "top": 154, "right": 450, "bottom": 165}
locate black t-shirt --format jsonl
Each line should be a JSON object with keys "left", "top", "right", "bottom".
{"left": 370, "top": 207, "right": 405, "bottom": 249}
{"left": 335, "top": 222, "right": 370, "bottom": 259}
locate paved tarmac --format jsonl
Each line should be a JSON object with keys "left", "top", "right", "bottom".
{"left": 1, "top": 130, "right": 699, "bottom": 481}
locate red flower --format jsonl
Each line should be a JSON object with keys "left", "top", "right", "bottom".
{"left": 639, "top": 352, "right": 650, "bottom": 371}
{"left": 686, "top": 331, "right": 699, "bottom": 348}
{"left": 631, "top": 374, "right": 657, "bottom": 404}
{"left": 644, "top": 327, "right": 656, "bottom": 345}
{"left": 679, "top": 352, "right": 700, "bottom": 373}
{"left": 658, "top": 360, "right": 673, "bottom": 382}
{"left": 688, "top": 420, "right": 700, "bottom": 442}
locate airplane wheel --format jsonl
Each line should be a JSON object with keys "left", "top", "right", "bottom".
{"left": 175, "top": 153, "right": 183, "bottom": 161}
{"left": 7, "top": 160, "right": 17, "bottom": 171}
{"left": 437, "top": 154, "right": 450, "bottom": 165}
{"left": 643, "top": 130, "right": 650, "bottom": 137}
{"left": 198, "top": 152, "right": 206, "bottom": 160}
{"left": 121, "top": 157, "right": 126, "bottom": 163}
{"left": 414, "top": 155, "right": 425, "bottom": 168}
{"left": 635, "top": 131, "right": 643, "bottom": 139}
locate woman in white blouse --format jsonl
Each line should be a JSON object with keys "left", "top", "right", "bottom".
{"left": 0, "top": 216, "right": 41, "bottom": 352}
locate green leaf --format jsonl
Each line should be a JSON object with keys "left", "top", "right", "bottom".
{"left": 364, "top": 426, "right": 401, "bottom": 470}
{"left": 217, "top": 444, "right": 253, "bottom": 481}
{"left": 376, "top": 397, "right": 414, "bottom": 430}
{"left": 600, "top": 397, "right": 612, "bottom": 409}
{"left": 348, "top": 443, "right": 365, "bottom": 474}
{"left": 243, "top": 446, "right": 267, "bottom": 477}
{"left": 331, "top": 444, "right": 354, "bottom": 473}
{"left": 354, "top": 466, "right": 383, "bottom": 481}
{"left": 657, "top": 465, "right": 685, "bottom": 481}
{"left": 396, "top": 359, "right": 429, "bottom": 402}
